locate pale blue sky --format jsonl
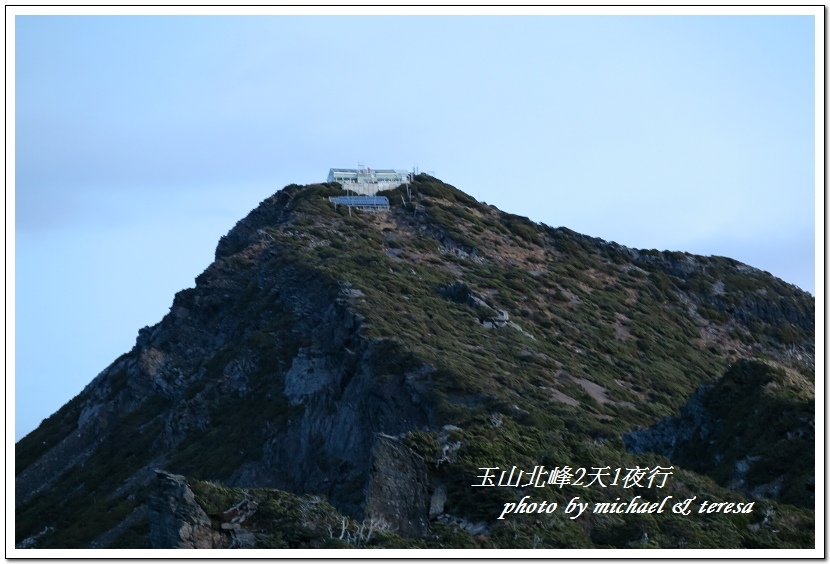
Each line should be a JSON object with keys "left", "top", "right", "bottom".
{"left": 13, "top": 13, "right": 819, "bottom": 439}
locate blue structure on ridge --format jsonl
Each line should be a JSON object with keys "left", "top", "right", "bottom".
{"left": 328, "top": 195, "right": 391, "bottom": 211}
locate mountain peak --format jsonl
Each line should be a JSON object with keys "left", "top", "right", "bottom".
{"left": 16, "top": 176, "right": 814, "bottom": 549}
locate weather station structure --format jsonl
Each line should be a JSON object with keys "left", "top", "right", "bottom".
{"left": 327, "top": 164, "right": 411, "bottom": 195}
{"left": 327, "top": 163, "right": 412, "bottom": 213}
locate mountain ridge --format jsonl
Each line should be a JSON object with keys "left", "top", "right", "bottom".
{"left": 15, "top": 175, "right": 815, "bottom": 549}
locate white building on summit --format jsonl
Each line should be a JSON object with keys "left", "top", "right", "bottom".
{"left": 327, "top": 165, "right": 411, "bottom": 195}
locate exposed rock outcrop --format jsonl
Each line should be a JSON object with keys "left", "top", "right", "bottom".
{"left": 623, "top": 385, "right": 715, "bottom": 460}
{"left": 364, "top": 434, "right": 430, "bottom": 537}
{"left": 148, "top": 471, "right": 224, "bottom": 549}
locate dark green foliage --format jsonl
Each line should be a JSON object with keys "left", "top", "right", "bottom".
{"left": 411, "top": 174, "right": 484, "bottom": 210}
{"left": 16, "top": 393, "right": 170, "bottom": 547}
{"left": 691, "top": 359, "right": 815, "bottom": 508}
{"left": 369, "top": 340, "right": 422, "bottom": 377}
{"left": 402, "top": 430, "right": 442, "bottom": 461}
{"left": 501, "top": 213, "right": 542, "bottom": 245}
{"left": 16, "top": 393, "right": 85, "bottom": 474}
{"left": 190, "top": 480, "right": 430, "bottom": 548}
{"left": 107, "top": 516, "right": 151, "bottom": 549}
{"left": 698, "top": 306, "right": 730, "bottom": 323}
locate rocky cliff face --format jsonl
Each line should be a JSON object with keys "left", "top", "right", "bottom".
{"left": 15, "top": 176, "right": 815, "bottom": 549}
{"left": 148, "top": 471, "right": 225, "bottom": 549}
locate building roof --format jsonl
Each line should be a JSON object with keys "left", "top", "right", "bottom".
{"left": 329, "top": 168, "right": 400, "bottom": 175}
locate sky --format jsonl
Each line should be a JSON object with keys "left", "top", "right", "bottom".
{"left": 11, "top": 9, "right": 821, "bottom": 440}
